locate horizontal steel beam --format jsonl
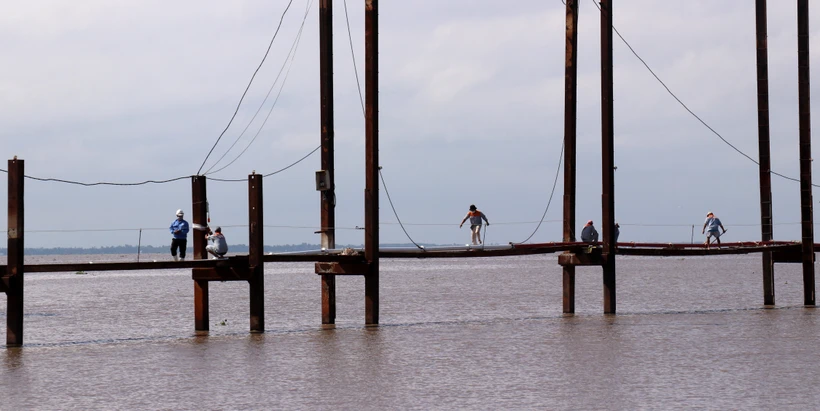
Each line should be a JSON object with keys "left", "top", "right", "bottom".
{"left": 315, "top": 261, "right": 370, "bottom": 275}
{"left": 192, "top": 266, "right": 252, "bottom": 281}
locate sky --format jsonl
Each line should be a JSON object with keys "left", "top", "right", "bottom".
{"left": 1, "top": 0, "right": 820, "bottom": 249}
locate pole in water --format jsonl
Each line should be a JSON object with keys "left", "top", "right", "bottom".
{"left": 137, "top": 228, "right": 142, "bottom": 263}
{"left": 691, "top": 225, "right": 694, "bottom": 244}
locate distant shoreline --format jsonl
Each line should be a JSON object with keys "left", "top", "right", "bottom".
{"left": 0, "top": 243, "right": 450, "bottom": 256}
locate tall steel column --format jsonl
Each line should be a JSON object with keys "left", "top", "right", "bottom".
{"left": 797, "top": 0, "right": 815, "bottom": 306}
{"left": 600, "top": 0, "right": 616, "bottom": 314}
{"left": 755, "top": 0, "right": 775, "bottom": 306}
{"left": 562, "top": 0, "right": 579, "bottom": 314}
{"left": 192, "top": 176, "right": 209, "bottom": 331}
{"left": 364, "top": 0, "right": 379, "bottom": 325}
{"left": 7, "top": 158, "right": 24, "bottom": 346}
{"left": 319, "top": 0, "right": 337, "bottom": 325}
{"left": 248, "top": 173, "right": 265, "bottom": 332}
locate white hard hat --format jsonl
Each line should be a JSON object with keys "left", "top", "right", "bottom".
{"left": 176, "top": 209, "right": 184, "bottom": 217}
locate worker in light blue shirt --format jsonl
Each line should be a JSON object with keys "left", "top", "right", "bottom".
{"left": 702, "top": 211, "right": 726, "bottom": 247}
{"left": 169, "top": 209, "right": 189, "bottom": 261}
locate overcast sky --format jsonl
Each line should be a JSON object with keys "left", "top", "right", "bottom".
{"left": 2, "top": 0, "right": 820, "bottom": 249}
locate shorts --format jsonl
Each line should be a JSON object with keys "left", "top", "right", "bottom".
{"left": 470, "top": 224, "right": 482, "bottom": 233}
{"left": 706, "top": 230, "right": 721, "bottom": 238}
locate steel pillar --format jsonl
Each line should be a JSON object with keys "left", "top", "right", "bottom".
{"left": 319, "top": 0, "right": 337, "bottom": 325}
{"left": 192, "top": 176, "right": 209, "bottom": 331}
{"left": 7, "top": 158, "right": 24, "bottom": 346}
{"left": 249, "top": 173, "right": 265, "bottom": 332}
{"left": 364, "top": 0, "right": 379, "bottom": 325}
{"left": 562, "top": 0, "right": 579, "bottom": 314}
{"left": 797, "top": 0, "right": 815, "bottom": 306}
{"left": 755, "top": 0, "right": 775, "bottom": 306}
{"left": 600, "top": 0, "right": 616, "bottom": 313}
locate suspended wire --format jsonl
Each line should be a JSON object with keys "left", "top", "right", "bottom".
{"left": 196, "top": 0, "right": 295, "bottom": 175}
{"left": 343, "top": 0, "right": 366, "bottom": 116}
{"left": 207, "top": 145, "right": 321, "bottom": 182}
{"left": 204, "top": 0, "right": 313, "bottom": 175}
{"left": 379, "top": 168, "right": 424, "bottom": 250}
{"left": 342, "top": 3, "right": 422, "bottom": 248}
{"left": 589, "top": 0, "right": 818, "bottom": 187}
{"left": 515, "top": 141, "right": 564, "bottom": 244}
{"left": 0, "top": 169, "right": 190, "bottom": 186}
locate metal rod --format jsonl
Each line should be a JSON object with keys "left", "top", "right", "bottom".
{"left": 137, "top": 228, "right": 142, "bottom": 263}
{"left": 192, "top": 176, "right": 209, "bottom": 331}
{"left": 600, "top": 0, "right": 616, "bottom": 314}
{"left": 562, "top": 0, "right": 579, "bottom": 314}
{"left": 319, "top": 0, "right": 337, "bottom": 325}
{"left": 364, "top": 0, "right": 379, "bottom": 325}
{"left": 7, "top": 158, "right": 24, "bottom": 347}
{"left": 249, "top": 173, "right": 265, "bottom": 332}
{"left": 797, "top": 0, "right": 815, "bottom": 305}
{"left": 755, "top": 0, "right": 775, "bottom": 306}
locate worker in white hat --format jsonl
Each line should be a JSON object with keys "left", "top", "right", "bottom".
{"left": 169, "top": 209, "right": 190, "bottom": 261}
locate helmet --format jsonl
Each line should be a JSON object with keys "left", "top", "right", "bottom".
{"left": 176, "top": 209, "right": 184, "bottom": 217}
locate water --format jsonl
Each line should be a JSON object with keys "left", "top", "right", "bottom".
{"left": 2, "top": 254, "right": 820, "bottom": 410}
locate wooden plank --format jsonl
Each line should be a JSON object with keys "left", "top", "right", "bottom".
{"left": 315, "top": 262, "right": 370, "bottom": 276}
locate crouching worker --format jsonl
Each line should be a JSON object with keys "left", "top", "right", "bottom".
{"left": 205, "top": 226, "right": 229, "bottom": 259}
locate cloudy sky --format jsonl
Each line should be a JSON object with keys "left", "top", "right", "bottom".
{"left": 1, "top": 0, "right": 820, "bottom": 249}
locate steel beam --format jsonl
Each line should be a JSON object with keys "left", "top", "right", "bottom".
{"left": 192, "top": 176, "right": 209, "bottom": 331}
{"left": 7, "top": 158, "right": 24, "bottom": 346}
{"left": 797, "top": 0, "right": 815, "bottom": 306}
{"left": 319, "top": 0, "right": 337, "bottom": 325}
{"left": 562, "top": 0, "right": 579, "bottom": 314}
{"left": 248, "top": 173, "right": 265, "bottom": 332}
{"left": 600, "top": 0, "right": 616, "bottom": 314}
{"left": 364, "top": 0, "right": 379, "bottom": 326}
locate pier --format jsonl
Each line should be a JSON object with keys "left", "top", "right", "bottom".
{"left": 2, "top": 0, "right": 816, "bottom": 347}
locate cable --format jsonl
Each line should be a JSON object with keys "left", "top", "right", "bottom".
{"left": 206, "top": 145, "right": 321, "bottom": 182}
{"left": 343, "top": 0, "right": 366, "bottom": 116}
{"left": 204, "top": 0, "right": 313, "bottom": 175}
{"left": 378, "top": 168, "right": 424, "bottom": 250}
{"left": 196, "top": 0, "right": 295, "bottom": 175}
{"left": 515, "top": 141, "right": 564, "bottom": 244}
{"left": 590, "top": 0, "right": 818, "bottom": 187}
{"left": 0, "top": 169, "right": 190, "bottom": 186}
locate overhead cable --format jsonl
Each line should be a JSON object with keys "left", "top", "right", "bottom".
{"left": 196, "top": 0, "right": 295, "bottom": 175}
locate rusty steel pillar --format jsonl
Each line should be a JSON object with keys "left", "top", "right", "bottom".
{"left": 797, "top": 0, "right": 815, "bottom": 306}
{"left": 600, "top": 0, "right": 616, "bottom": 314}
{"left": 562, "top": 0, "right": 579, "bottom": 314}
{"left": 6, "top": 158, "right": 24, "bottom": 347}
{"left": 248, "top": 173, "right": 265, "bottom": 332}
{"left": 319, "top": 0, "right": 337, "bottom": 325}
{"left": 192, "top": 176, "right": 209, "bottom": 331}
{"left": 756, "top": 0, "right": 775, "bottom": 306}
{"left": 364, "top": 0, "right": 379, "bottom": 325}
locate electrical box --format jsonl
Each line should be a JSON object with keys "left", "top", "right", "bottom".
{"left": 315, "top": 170, "right": 330, "bottom": 191}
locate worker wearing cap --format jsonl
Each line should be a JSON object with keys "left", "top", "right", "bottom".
{"left": 205, "top": 226, "right": 229, "bottom": 259}
{"left": 459, "top": 204, "right": 490, "bottom": 245}
{"left": 702, "top": 211, "right": 726, "bottom": 247}
{"left": 169, "top": 209, "right": 190, "bottom": 261}
{"left": 580, "top": 220, "right": 599, "bottom": 243}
